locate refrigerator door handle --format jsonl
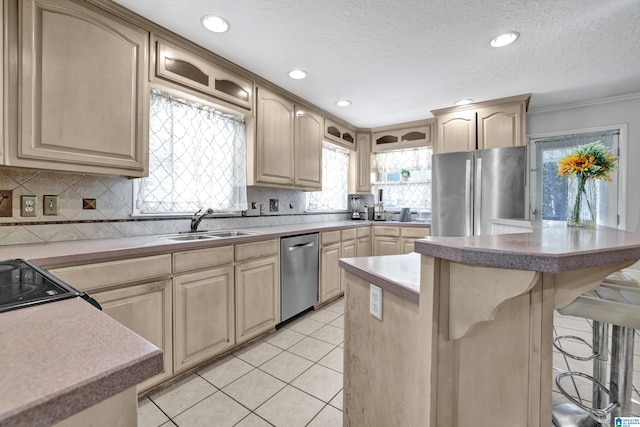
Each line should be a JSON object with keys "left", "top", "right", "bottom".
{"left": 465, "top": 159, "right": 473, "bottom": 236}
{"left": 474, "top": 157, "right": 483, "bottom": 235}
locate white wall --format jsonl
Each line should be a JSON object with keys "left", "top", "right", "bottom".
{"left": 527, "top": 95, "right": 640, "bottom": 233}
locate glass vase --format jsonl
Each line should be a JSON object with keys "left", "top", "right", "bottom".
{"left": 566, "top": 176, "right": 597, "bottom": 228}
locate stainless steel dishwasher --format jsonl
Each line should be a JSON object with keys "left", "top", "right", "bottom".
{"left": 280, "top": 233, "right": 319, "bottom": 323}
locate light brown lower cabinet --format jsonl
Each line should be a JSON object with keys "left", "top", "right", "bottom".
{"left": 319, "top": 230, "right": 343, "bottom": 304}
{"left": 173, "top": 266, "right": 235, "bottom": 373}
{"left": 373, "top": 226, "right": 430, "bottom": 256}
{"left": 91, "top": 280, "right": 173, "bottom": 393}
{"left": 235, "top": 255, "right": 280, "bottom": 344}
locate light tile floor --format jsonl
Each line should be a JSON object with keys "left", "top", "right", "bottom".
{"left": 138, "top": 298, "right": 640, "bottom": 426}
{"left": 553, "top": 311, "right": 640, "bottom": 418}
{"left": 138, "top": 298, "right": 345, "bottom": 427}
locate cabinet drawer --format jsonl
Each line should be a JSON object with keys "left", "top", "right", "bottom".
{"left": 235, "top": 239, "right": 279, "bottom": 262}
{"left": 48, "top": 254, "right": 171, "bottom": 292}
{"left": 341, "top": 229, "right": 356, "bottom": 241}
{"left": 356, "top": 227, "right": 370, "bottom": 238}
{"left": 401, "top": 227, "right": 431, "bottom": 239}
{"left": 373, "top": 226, "right": 401, "bottom": 237}
{"left": 173, "top": 245, "right": 234, "bottom": 274}
{"left": 321, "top": 231, "right": 342, "bottom": 245}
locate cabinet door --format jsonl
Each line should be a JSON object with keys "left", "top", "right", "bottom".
{"left": 476, "top": 102, "right": 525, "bottom": 149}
{"left": 435, "top": 110, "right": 476, "bottom": 153}
{"left": 173, "top": 267, "right": 235, "bottom": 372}
{"left": 357, "top": 237, "right": 372, "bottom": 257}
{"left": 294, "top": 107, "right": 323, "bottom": 190}
{"left": 235, "top": 255, "right": 280, "bottom": 344}
{"left": 17, "top": 0, "right": 148, "bottom": 176}
{"left": 401, "top": 238, "right": 418, "bottom": 254}
{"left": 319, "top": 243, "right": 341, "bottom": 303}
{"left": 340, "top": 239, "right": 357, "bottom": 294}
{"left": 153, "top": 35, "right": 252, "bottom": 110}
{"left": 353, "top": 133, "right": 372, "bottom": 193}
{"left": 373, "top": 236, "right": 401, "bottom": 256}
{"left": 91, "top": 280, "right": 172, "bottom": 392}
{"left": 255, "top": 88, "right": 295, "bottom": 185}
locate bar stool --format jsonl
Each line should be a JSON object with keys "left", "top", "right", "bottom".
{"left": 552, "top": 270, "right": 640, "bottom": 427}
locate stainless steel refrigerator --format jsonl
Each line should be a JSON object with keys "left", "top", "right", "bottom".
{"left": 431, "top": 146, "right": 526, "bottom": 236}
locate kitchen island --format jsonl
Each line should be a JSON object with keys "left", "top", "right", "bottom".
{"left": 339, "top": 222, "right": 640, "bottom": 427}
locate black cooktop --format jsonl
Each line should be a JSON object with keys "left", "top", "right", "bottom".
{"left": 0, "top": 259, "right": 86, "bottom": 313}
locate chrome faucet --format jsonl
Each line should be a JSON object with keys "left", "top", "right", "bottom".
{"left": 190, "top": 208, "right": 213, "bottom": 232}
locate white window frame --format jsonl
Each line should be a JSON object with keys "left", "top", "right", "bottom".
{"left": 527, "top": 123, "right": 628, "bottom": 230}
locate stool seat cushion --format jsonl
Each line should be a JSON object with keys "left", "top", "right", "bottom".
{"left": 603, "top": 268, "right": 640, "bottom": 287}
{"left": 558, "top": 283, "right": 640, "bottom": 329}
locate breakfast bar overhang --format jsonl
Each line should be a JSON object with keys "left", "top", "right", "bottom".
{"left": 339, "top": 222, "right": 640, "bottom": 427}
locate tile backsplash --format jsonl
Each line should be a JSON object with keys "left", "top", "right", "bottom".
{"left": 0, "top": 167, "right": 349, "bottom": 245}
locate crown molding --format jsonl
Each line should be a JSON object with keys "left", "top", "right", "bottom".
{"left": 528, "top": 92, "right": 640, "bottom": 115}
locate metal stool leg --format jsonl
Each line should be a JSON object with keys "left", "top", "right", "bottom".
{"left": 610, "top": 326, "right": 635, "bottom": 419}
{"left": 592, "top": 321, "right": 609, "bottom": 410}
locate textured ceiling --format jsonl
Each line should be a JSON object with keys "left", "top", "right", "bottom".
{"left": 113, "top": 0, "right": 640, "bottom": 128}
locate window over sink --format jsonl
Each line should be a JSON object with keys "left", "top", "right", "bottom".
{"left": 134, "top": 89, "right": 248, "bottom": 215}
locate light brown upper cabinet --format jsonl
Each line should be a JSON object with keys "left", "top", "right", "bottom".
{"left": 349, "top": 132, "right": 372, "bottom": 194}
{"left": 432, "top": 94, "right": 530, "bottom": 154}
{"left": 325, "top": 118, "right": 356, "bottom": 150}
{"left": 151, "top": 35, "right": 253, "bottom": 111}
{"left": 371, "top": 119, "right": 435, "bottom": 152}
{"left": 249, "top": 87, "right": 322, "bottom": 190}
{"left": 11, "top": 0, "right": 149, "bottom": 177}
{"left": 294, "top": 107, "right": 323, "bottom": 189}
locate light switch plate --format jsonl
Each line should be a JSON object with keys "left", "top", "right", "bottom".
{"left": 370, "top": 284, "right": 382, "bottom": 320}
{"left": 43, "top": 195, "right": 59, "bottom": 215}
{"left": 21, "top": 195, "right": 37, "bottom": 217}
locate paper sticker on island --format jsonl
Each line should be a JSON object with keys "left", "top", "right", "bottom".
{"left": 616, "top": 417, "right": 640, "bottom": 426}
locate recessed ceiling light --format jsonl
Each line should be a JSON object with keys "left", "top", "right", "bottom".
{"left": 288, "top": 69, "right": 308, "bottom": 80}
{"left": 336, "top": 100, "right": 351, "bottom": 107}
{"left": 201, "top": 15, "right": 230, "bottom": 33}
{"left": 490, "top": 31, "right": 519, "bottom": 48}
{"left": 455, "top": 99, "right": 473, "bottom": 106}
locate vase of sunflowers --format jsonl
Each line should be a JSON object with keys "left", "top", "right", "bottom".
{"left": 557, "top": 142, "right": 616, "bottom": 228}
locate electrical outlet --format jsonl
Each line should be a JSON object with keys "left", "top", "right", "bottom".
{"left": 260, "top": 203, "right": 265, "bottom": 215}
{"left": 43, "top": 195, "right": 59, "bottom": 215}
{"left": 21, "top": 196, "right": 37, "bottom": 217}
{"left": 370, "top": 284, "right": 382, "bottom": 320}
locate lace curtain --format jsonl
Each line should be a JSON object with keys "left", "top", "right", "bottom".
{"left": 136, "top": 90, "right": 248, "bottom": 213}
{"left": 373, "top": 147, "right": 432, "bottom": 210}
{"left": 306, "top": 143, "right": 349, "bottom": 211}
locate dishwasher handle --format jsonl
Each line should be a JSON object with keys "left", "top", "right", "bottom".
{"left": 288, "top": 241, "right": 316, "bottom": 251}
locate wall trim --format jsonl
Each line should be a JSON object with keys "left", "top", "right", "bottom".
{"left": 528, "top": 92, "right": 640, "bottom": 115}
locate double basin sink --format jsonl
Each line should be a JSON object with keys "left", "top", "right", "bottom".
{"left": 158, "top": 230, "right": 258, "bottom": 241}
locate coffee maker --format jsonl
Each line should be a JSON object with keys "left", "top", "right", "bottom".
{"left": 350, "top": 197, "right": 361, "bottom": 220}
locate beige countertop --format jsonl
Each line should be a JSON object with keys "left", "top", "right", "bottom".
{"left": 340, "top": 222, "right": 640, "bottom": 304}
{"left": 0, "top": 298, "right": 163, "bottom": 426}
{"left": 416, "top": 222, "right": 640, "bottom": 272}
{"left": 339, "top": 252, "right": 421, "bottom": 304}
{"left": 0, "top": 220, "right": 430, "bottom": 267}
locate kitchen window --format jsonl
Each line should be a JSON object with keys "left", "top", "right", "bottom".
{"left": 134, "top": 89, "right": 248, "bottom": 215}
{"left": 373, "top": 147, "right": 432, "bottom": 210}
{"left": 306, "top": 143, "right": 349, "bottom": 211}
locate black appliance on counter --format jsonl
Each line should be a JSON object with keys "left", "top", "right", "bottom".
{"left": 0, "top": 259, "right": 101, "bottom": 313}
